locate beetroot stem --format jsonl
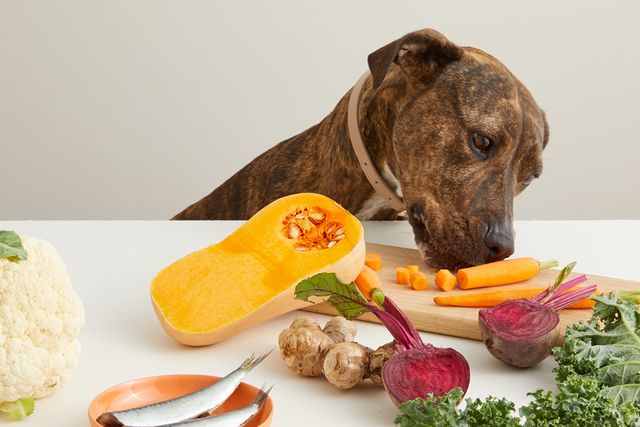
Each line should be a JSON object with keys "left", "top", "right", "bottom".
{"left": 534, "top": 275, "right": 587, "bottom": 305}
{"left": 380, "top": 293, "right": 424, "bottom": 347}
{"left": 370, "top": 305, "right": 422, "bottom": 350}
{"left": 371, "top": 288, "right": 423, "bottom": 350}
{"left": 536, "top": 262, "right": 577, "bottom": 303}
{"left": 553, "top": 275, "right": 588, "bottom": 295}
{"left": 544, "top": 284, "right": 597, "bottom": 310}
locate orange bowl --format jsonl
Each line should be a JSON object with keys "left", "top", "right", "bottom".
{"left": 88, "top": 374, "right": 273, "bottom": 427}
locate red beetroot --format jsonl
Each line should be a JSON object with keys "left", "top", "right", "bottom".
{"left": 382, "top": 346, "right": 471, "bottom": 405}
{"left": 373, "top": 295, "right": 470, "bottom": 404}
{"left": 479, "top": 263, "right": 597, "bottom": 368}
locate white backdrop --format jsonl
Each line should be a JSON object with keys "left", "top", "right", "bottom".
{"left": 1, "top": 1, "right": 638, "bottom": 219}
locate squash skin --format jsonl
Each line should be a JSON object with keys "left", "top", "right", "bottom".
{"left": 151, "top": 193, "right": 366, "bottom": 346}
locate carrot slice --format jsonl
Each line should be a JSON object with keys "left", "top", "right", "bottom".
{"left": 435, "top": 269, "right": 457, "bottom": 292}
{"left": 410, "top": 272, "right": 429, "bottom": 290}
{"left": 457, "top": 258, "right": 558, "bottom": 289}
{"left": 355, "top": 265, "right": 382, "bottom": 300}
{"left": 365, "top": 253, "right": 382, "bottom": 271}
{"left": 396, "top": 267, "right": 410, "bottom": 285}
{"left": 406, "top": 265, "right": 420, "bottom": 276}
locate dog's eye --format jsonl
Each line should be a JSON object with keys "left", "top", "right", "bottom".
{"left": 469, "top": 132, "right": 493, "bottom": 158}
{"left": 521, "top": 173, "right": 539, "bottom": 190}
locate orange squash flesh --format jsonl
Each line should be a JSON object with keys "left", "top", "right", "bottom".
{"left": 151, "top": 193, "right": 365, "bottom": 346}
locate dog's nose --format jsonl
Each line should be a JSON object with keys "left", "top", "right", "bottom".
{"left": 484, "top": 225, "right": 514, "bottom": 262}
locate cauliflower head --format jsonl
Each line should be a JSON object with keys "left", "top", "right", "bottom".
{"left": 0, "top": 236, "right": 85, "bottom": 402}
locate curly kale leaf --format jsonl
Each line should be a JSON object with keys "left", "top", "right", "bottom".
{"left": 395, "top": 377, "right": 639, "bottom": 427}
{"left": 520, "top": 373, "right": 640, "bottom": 427}
{"left": 461, "top": 396, "right": 520, "bottom": 427}
{"left": 394, "top": 388, "right": 520, "bottom": 427}
{"left": 394, "top": 388, "right": 463, "bottom": 427}
{"left": 554, "top": 292, "right": 640, "bottom": 405}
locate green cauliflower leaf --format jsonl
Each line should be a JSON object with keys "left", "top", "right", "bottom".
{"left": 0, "top": 230, "right": 28, "bottom": 262}
{"left": 0, "top": 398, "right": 35, "bottom": 420}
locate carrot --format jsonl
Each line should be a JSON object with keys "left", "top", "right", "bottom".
{"left": 566, "top": 291, "right": 602, "bottom": 308}
{"left": 410, "top": 272, "right": 429, "bottom": 290}
{"left": 433, "top": 286, "right": 599, "bottom": 308}
{"left": 566, "top": 298, "right": 596, "bottom": 309}
{"left": 355, "top": 265, "right": 382, "bottom": 300}
{"left": 434, "top": 288, "right": 544, "bottom": 307}
{"left": 365, "top": 253, "right": 383, "bottom": 271}
{"left": 406, "top": 265, "right": 420, "bottom": 276}
{"left": 396, "top": 267, "right": 410, "bottom": 285}
{"left": 435, "top": 269, "right": 457, "bottom": 292}
{"left": 457, "top": 258, "right": 559, "bottom": 290}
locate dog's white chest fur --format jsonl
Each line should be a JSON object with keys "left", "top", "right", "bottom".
{"left": 356, "top": 163, "right": 403, "bottom": 220}
{"left": 356, "top": 193, "right": 389, "bottom": 220}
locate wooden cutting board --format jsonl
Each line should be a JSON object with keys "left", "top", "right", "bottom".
{"left": 304, "top": 243, "right": 640, "bottom": 341}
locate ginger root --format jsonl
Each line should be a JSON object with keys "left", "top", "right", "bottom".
{"left": 323, "top": 316, "right": 357, "bottom": 343}
{"left": 278, "top": 317, "right": 334, "bottom": 376}
{"left": 368, "top": 342, "right": 396, "bottom": 386}
{"left": 323, "top": 342, "right": 372, "bottom": 389}
{"left": 278, "top": 316, "right": 395, "bottom": 389}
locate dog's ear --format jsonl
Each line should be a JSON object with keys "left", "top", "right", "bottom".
{"left": 367, "top": 29, "right": 462, "bottom": 90}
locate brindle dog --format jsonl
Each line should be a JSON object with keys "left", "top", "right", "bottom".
{"left": 173, "top": 29, "right": 548, "bottom": 270}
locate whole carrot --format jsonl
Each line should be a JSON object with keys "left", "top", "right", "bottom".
{"left": 355, "top": 265, "right": 382, "bottom": 300}
{"left": 434, "top": 286, "right": 598, "bottom": 308}
{"left": 457, "top": 258, "right": 558, "bottom": 290}
{"left": 434, "top": 288, "right": 545, "bottom": 307}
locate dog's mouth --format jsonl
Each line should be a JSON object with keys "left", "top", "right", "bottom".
{"left": 407, "top": 208, "right": 485, "bottom": 270}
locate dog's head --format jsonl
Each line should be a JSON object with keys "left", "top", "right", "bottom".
{"left": 368, "top": 29, "right": 548, "bottom": 269}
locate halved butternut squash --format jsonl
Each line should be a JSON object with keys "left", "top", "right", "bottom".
{"left": 151, "top": 193, "right": 365, "bottom": 346}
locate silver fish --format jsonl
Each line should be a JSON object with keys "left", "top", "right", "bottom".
{"left": 151, "top": 385, "right": 273, "bottom": 427}
{"left": 96, "top": 351, "right": 272, "bottom": 427}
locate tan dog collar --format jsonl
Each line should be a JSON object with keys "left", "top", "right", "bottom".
{"left": 347, "top": 72, "right": 405, "bottom": 212}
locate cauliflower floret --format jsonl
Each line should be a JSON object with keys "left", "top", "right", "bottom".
{"left": 0, "top": 237, "right": 85, "bottom": 402}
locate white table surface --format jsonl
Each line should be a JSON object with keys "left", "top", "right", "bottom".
{"left": 1, "top": 220, "right": 639, "bottom": 427}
